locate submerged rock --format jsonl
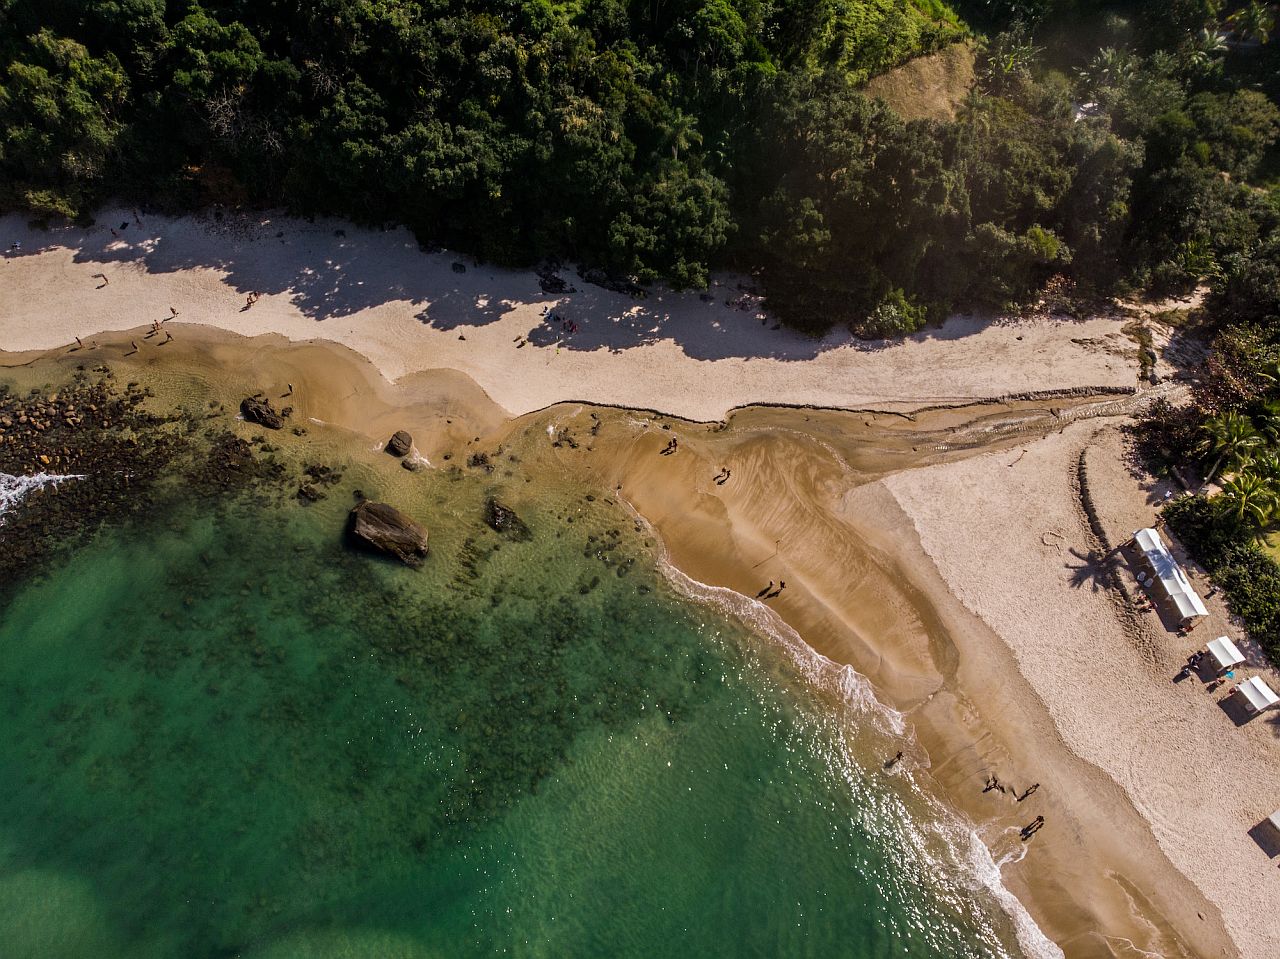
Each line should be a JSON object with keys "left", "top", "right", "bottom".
{"left": 297, "top": 483, "right": 324, "bottom": 503}
{"left": 386, "top": 430, "right": 412, "bottom": 457}
{"left": 240, "top": 397, "right": 284, "bottom": 430}
{"left": 349, "top": 501, "right": 429, "bottom": 566}
{"left": 484, "top": 497, "right": 531, "bottom": 540}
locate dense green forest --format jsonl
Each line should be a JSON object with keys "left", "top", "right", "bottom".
{"left": 0, "top": 1, "right": 1277, "bottom": 337}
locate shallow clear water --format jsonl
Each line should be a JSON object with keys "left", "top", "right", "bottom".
{"left": 0, "top": 485, "right": 1036, "bottom": 959}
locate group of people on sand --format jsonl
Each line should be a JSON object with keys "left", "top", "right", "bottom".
{"left": 659, "top": 437, "right": 678, "bottom": 456}
{"left": 983, "top": 773, "right": 1047, "bottom": 840}
{"left": 108, "top": 210, "right": 144, "bottom": 239}
{"left": 243, "top": 290, "right": 263, "bottom": 310}
{"left": 755, "top": 580, "right": 786, "bottom": 600}
{"left": 540, "top": 306, "right": 579, "bottom": 335}
{"left": 713, "top": 467, "right": 731, "bottom": 485}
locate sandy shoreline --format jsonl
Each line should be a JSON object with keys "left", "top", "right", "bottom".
{"left": 2, "top": 209, "right": 1273, "bottom": 958}
{"left": 0, "top": 208, "right": 1139, "bottom": 420}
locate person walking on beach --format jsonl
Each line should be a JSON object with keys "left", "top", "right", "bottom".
{"left": 128, "top": 340, "right": 138, "bottom": 355}
{"left": 1020, "top": 816, "right": 1045, "bottom": 840}
{"left": 885, "top": 751, "right": 903, "bottom": 769}
{"left": 75, "top": 336, "right": 83, "bottom": 349}
{"left": 1017, "top": 783, "right": 1039, "bottom": 802}
{"left": 756, "top": 581, "right": 773, "bottom": 598}
{"left": 163, "top": 331, "right": 174, "bottom": 344}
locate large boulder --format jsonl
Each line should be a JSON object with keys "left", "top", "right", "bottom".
{"left": 386, "top": 430, "right": 412, "bottom": 457}
{"left": 240, "top": 396, "right": 284, "bottom": 430}
{"left": 349, "top": 501, "right": 429, "bottom": 566}
{"left": 484, "top": 497, "right": 531, "bottom": 540}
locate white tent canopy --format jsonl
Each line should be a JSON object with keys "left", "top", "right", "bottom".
{"left": 1236, "top": 677, "right": 1280, "bottom": 715}
{"left": 1207, "top": 636, "right": 1245, "bottom": 673}
{"left": 1132, "top": 528, "right": 1209, "bottom": 622}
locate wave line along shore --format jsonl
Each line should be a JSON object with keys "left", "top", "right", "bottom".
{"left": 2, "top": 208, "right": 1273, "bottom": 958}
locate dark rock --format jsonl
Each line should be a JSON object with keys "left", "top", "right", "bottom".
{"left": 297, "top": 484, "right": 323, "bottom": 503}
{"left": 451, "top": 262, "right": 467, "bottom": 274}
{"left": 240, "top": 396, "right": 284, "bottom": 430}
{"left": 484, "top": 497, "right": 531, "bottom": 540}
{"left": 538, "top": 273, "right": 567, "bottom": 294}
{"left": 402, "top": 457, "right": 425, "bottom": 472}
{"left": 386, "top": 430, "right": 413, "bottom": 457}
{"left": 349, "top": 501, "right": 429, "bottom": 566}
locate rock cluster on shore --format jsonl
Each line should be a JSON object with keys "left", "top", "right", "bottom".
{"left": 0, "top": 371, "right": 292, "bottom": 592}
{"left": 240, "top": 396, "right": 285, "bottom": 429}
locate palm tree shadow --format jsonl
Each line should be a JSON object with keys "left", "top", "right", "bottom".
{"left": 1065, "top": 546, "right": 1117, "bottom": 592}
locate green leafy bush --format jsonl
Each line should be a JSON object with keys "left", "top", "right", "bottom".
{"left": 1164, "top": 495, "right": 1280, "bottom": 663}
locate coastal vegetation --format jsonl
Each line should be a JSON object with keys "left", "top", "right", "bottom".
{"left": 1143, "top": 239, "right": 1280, "bottom": 660}
{"left": 1, "top": 1, "right": 1276, "bottom": 334}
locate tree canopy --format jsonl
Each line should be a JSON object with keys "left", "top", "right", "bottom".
{"left": 1, "top": 1, "right": 1278, "bottom": 336}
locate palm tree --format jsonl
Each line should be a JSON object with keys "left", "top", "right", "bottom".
{"left": 1218, "top": 470, "right": 1277, "bottom": 531}
{"left": 663, "top": 109, "right": 701, "bottom": 161}
{"left": 1189, "top": 27, "right": 1229, "bottom": 73}
{"left": 1196, "top": 410, "right": 1263, "bottom": 482}
{"left": 1251, "top": 449, "right": 1280, "bottom": 485}
{"left": 1076, "top": 47, "right": 1136, "bottom": 92}
{"left": 1255, "top": 398, "right": 1280, "bottom": 444}
{"left": 1228, "top": 1, "right": 1276, "bottom": 45}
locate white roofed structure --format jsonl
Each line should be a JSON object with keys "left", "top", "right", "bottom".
{"left": 1206, "top": 636, "right": 1246, "bottom": 674}
{"left": 1131, "top": 528, "right": 1209, "bottom": 625}
{"left": 1236, "top": 677, "right": 1280, "bottom": 715}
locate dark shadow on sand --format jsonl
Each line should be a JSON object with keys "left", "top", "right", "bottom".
{"left": 8, "top": 210, "right": 1107, "bottom": 365}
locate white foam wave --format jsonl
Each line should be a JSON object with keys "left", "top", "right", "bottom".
{"left": 0, "top": 471, "right": 87, "bottom": 524}
{"left": 661, "top": 559, "right": 905, "bottom": 736}
{"left": 961, "top": 827, "right": 1066, "bottom": 959}
{"left": 639, "top": 511, "right": 1063, "bottom": 959}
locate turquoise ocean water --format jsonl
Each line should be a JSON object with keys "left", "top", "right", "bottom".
{"left": 0, "top": 476, "right": 1050, "bottom": 959}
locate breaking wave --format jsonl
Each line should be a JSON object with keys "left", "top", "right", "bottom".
{"left": 658, "top": 557, "right": 1064, "bottom": 959}
{"left": 0, "top": 471, "right": 86, "bottom": 525}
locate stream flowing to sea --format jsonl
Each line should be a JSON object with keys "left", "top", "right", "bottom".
{"left": 0, "top": 465, "right": 1050, "bottom": 958}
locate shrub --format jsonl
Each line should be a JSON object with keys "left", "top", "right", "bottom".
{"left": 854, "top": 288, "right": 927, "bottom": 338}
{"left": 1164, "top": 495, "right": 1280, "bottom": 663}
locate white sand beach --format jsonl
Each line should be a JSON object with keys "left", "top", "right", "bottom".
{"left": 885, "top": 422, "right": 1280, "bottom": 959}
{"left": 0, "top": 208, "right": 1138, "bottom": 420}
{"left": 3, "top": 207, "right": 1276, "bottom": 959}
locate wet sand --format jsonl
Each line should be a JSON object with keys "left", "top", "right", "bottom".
{"left": 2, "top": 325, "right": 1262, "bottom": 958}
